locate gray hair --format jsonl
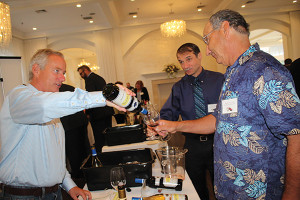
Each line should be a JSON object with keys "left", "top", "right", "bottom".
{"left": 29, "top": 49, "right": 64, "bottom": 80}
{"left": 209, "top": 9, "right": 250, "bottom": 36}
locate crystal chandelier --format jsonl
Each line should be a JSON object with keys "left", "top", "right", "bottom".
{"left": 78, "top": 59, "right": 90, "bottom": 67}
{"left": 0, "top": 2, "right": 12, "bottom": 47}
{"left": 160, "top": 19, "right": 186, "bottom": 37}
{"left": 90, "top": 64, "right": 99, "bottom": 71}
{"left": 78, "top": 59, "right": 99, "bottom": 71}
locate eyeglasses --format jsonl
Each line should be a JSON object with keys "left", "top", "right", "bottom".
{"left": 202, "top": 29, "right": 217, "bottom": 45}
{"left": 79, "top": 69, "right": 85, "bottom": 76}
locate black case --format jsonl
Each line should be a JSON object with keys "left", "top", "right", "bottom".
{"left": 81, "top": 148, "right": 155, "bottom": 191}
{"left": 103, "top": 124, "right": 146, "bottom": 146}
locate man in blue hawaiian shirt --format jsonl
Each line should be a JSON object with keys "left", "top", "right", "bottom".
{"left": 156, "top": 9, "right": 300, "bottom": 200}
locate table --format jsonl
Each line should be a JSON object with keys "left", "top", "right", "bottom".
{"left": 83, "top": 141, "right": 200, "bottom": 200}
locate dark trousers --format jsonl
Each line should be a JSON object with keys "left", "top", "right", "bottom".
{"left": 0, "top": 187, "right": 62, "bottom": 200}
{"left": 90, "top": 117, "right": 112, "bottom": 153}
{"left": 184, "top": 135, "right": 214, "bottom": 200}
{"left": 65, "top": 125, "right": 89, "bottom": 179}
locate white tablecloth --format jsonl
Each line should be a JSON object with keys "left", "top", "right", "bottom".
{"left": 83, "top": 140, "right": 200, "bottom": 200}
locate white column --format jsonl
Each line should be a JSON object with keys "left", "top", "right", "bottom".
{"left": 94, "top": 30, "right": 117, "bottom": 83}
{"left": 290, "top": 11, "right": 300, "bottom": 60}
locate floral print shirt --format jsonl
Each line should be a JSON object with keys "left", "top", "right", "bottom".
{"left": 212, "top": 43, "right": 300, "bottom": 199}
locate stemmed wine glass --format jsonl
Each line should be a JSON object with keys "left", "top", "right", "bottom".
{"left": 110, "top": 167, "right": 126, "bottom": 191}
{"left": 142, "top": 102, "right": 171, "bottom": 141}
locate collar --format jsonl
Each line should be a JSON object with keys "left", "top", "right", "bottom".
{"left": 238, "top": 43, "right": 259, "bottom": 66}
{"left": 185, "top": 67, "right": 206, "bottom": 84}
{"left": 226, "top": 43, "right": 260, "bottom": 74}
{"left": 87, "top": 71, "right": 92, "bottom": 78}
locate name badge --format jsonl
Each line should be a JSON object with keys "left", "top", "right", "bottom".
{"left": 222, "top": 98, "right": 238, "bottom": 114}
{"left": 208, "top": 104, "right": 217, "bottom": 113}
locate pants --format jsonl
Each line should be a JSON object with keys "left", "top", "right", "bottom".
{"left": 184, "top": 136, "right": 214, "bottom": 200}
{"left": 65, "top": 124, "right": 89, "bottom": 179}
{"left": 90, "top": 117, "right": 112, "bottom": 153}
{"left": 0, "top": 187, "right": 62, "bottom": 200}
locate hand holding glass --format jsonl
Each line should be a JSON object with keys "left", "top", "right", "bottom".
{"left": 142, "top": 103, "right": 171, "bottom": 141}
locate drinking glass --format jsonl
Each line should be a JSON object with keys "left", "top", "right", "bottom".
{"left": 142, "top": 103, "right": 171, "bottom": 141}
{"left": 110, "top": 167, "right": 126, "bottom": 190}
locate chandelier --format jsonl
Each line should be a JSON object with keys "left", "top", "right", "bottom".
{"left": 0, "top": 2, "right": 12, "bottom": 47}
{"left": 78, "top": 59, "right": 90, "bottom": 67}
{"left": 160, "top": 19, "right": 186, "bottom": 37}
{"left": 78, "top": 59, "right": 99, "bottom": 71}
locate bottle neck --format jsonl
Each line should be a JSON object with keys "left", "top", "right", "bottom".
{"left": 91, "top": 148, "right": 97, "bottom": 156}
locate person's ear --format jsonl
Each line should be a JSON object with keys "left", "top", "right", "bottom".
{"left": 221, "top": 21, "right": 230, "bottom": 38}
{"left": 32, "top": 64, "right": 41, "bottom": 77}
{"left": 197, "top": 52, "right": 202, "bottom": 60}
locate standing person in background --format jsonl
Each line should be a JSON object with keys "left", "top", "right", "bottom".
{"left": 126, "top": 82, "right": 134, "bottom": 91}
{"left": 160, "top": 43, "right": 224, "bottom": 200}
{"left": 134, "top": 80, "right": 150, "bottom": 104}
{"left": 59, "top": 83, "right": 89, "bottom": 182}
{"left": 156, "top": 9, "right": 300, "bottom": 199}
{"left": 0, "top": 49, "right": 130, "bottom": 200}
{"left": 284, "top": 58, "right": 292, "bottom": 71}
{"left": 77, "top": 65, "right": 114, "bottom": 152}
{"left": 289, "top": 58, "right": 300, "bottom": 96}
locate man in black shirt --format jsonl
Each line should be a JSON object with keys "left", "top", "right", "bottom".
{"left": 77, "top": 65, "right": 114, "bottom": 152}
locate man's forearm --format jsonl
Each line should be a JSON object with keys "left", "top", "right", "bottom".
{"left": 176, "top": 114, "right": 216, "bottom": 134}
{"left": 282, "top": 134, "right": 300, "bottom": 199}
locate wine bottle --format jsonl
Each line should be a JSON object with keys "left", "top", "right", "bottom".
{"left": 135, "top": 177, "right": 183, "bottom": 191}
{"left": 132, "top": 194, "right": 188, "bottom": 200}
{"left": 103, "top": 83, "right": 148, "bottom": 114}
{"left": 118, "top": 185, "right": 127, "bottom": 200}
{"left": 91, "top": 146, "right": 103, "bottom": 167}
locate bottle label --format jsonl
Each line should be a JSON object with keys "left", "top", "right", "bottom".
{"left": 127, "top": 98, "right": 138, "bottom": 111}
{"left": 154, "top": 177, "right": 160, "bottom": 186}
{"left": 112, "top": 89, "right": 132, "bottom": 107}
{"left": 163, "top": 194, "right": 186, "bottom": 200}
{"left": 163, "top": 177, "right": 178, "bottom": 187}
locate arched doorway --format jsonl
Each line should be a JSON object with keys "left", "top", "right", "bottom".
{"left": 250, "top": 29, "right": 284, "bottom": 64}
{"left": 60, "top": 48, "right": 98, "bottom": 89}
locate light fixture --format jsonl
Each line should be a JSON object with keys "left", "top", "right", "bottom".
{"left": 33, "top": 27, "right": 37, "bottom": 30}
{"left": 78, "top": 59, "right": 90, "bottom": 67}
{"left": 0, "top": 2, "right": 12, "bottom": 48}
{"left": 76, "top": 4, "right": 81, "bottom": 8}
{"left": 241, "top": 4, "right": 246, "bottom": 8}
{"left": 90, "top": 64, "right": 100, "bottom": 71}
{"left": 197, "top": 3, "right": 205, "bottom": 12}
{"left": 89, "top": 20, "right": 93, "bottom": 23}
{"left": 129, "top": 12, "right": 138, "bottom": 18}
{"left": 160, "top": 4, "right": 186, "bottom": 37}
{"left": 293, "top": 0, "right": 297, "bottom": 3}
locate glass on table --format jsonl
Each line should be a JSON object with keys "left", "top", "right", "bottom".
{"left": 110, "top": 167, "right": 126, "bottom": 191}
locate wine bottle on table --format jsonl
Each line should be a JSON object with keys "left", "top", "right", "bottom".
{"left": 135, "top": 177, "right": 183, "bottom": 191}
{"left": 103, "top": 83, "right": 148, "bottom": 114}
{"left": 131, "top": 194, "right": 188, "bottom": 200}
{"left": 91, "top": 146, "right": 103, "bottom": 167}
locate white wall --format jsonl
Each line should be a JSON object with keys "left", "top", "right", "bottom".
{"left": 1, "top": 11, "right": 299, "bottom": 101}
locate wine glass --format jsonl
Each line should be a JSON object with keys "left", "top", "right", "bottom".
{"left": 142, "top": 103, "right": 171, "bottom": 141}
{"left": 110, "top": 167, "right": 126, "bottom": 190}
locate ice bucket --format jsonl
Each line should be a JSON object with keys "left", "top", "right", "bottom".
{"left": 155, "top": 146, "right": 188, "bottom": 180}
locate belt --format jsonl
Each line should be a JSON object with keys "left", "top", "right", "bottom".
{"left": 0, "top": 183, "right": 60, "bottom": 197}
{"left": 185, "top": 133, "right": 214, "bottom": 142}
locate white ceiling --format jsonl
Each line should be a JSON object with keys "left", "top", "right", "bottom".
{"left": 4, "top": 0, "right": 300, "bottom": 59}
{"left": 6, "top": 0, "right": 299, "bottom": 39}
